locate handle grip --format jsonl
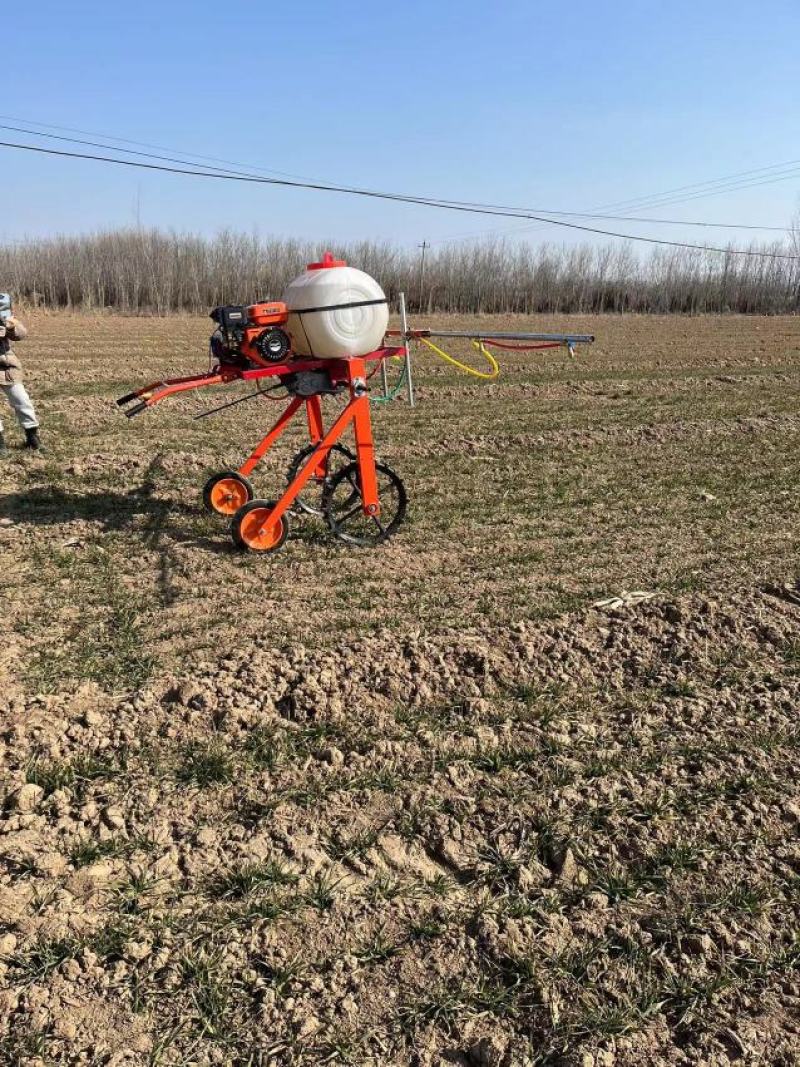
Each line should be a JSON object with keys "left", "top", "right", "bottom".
{"left": 124, "top": 401, "right": 148, "bottom": 418}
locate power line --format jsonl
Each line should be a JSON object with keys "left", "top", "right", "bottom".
{"left": 4, "top": 120, "right": 796, "bottom": 235}
{"left": 0, "top": 122, "right": 272, "bottom": 180}
{"left": 605, "top": 168, "right": 800, "bottom": 213}
{"left": 425, "top": 205, "right": 792, "bottom": 235}
{"left": 428, "top": 202, "right": 795, "bottom": 248}
{"left": 424, "top": 169, "right": 800, "bottom": 244}
{"left": 433, "top": 169, "right": 800, "bottom": 247}
{"left": 0, "top": 117, "right": 517, "bottom": 208}
{"left": 6, "top": 114, "right": 799, "bottom": 247}
{"left": 413, "top": 164, "right": 800, "bottom": 222}
{"left": 599, "top": 157, "right": 800, "bottom": 213}
{"left": 6, "top": 112, "right": 798, "bottom": 218}
{"left": 425, "top": 209, "right": 791, "bottom": 248}
{"left": 528, "top": 212, "right": 789, "bottom": 231}
{"left": 0, "top": 114, "right": 342, "bottom": 187}
{"left": 1, "top": 137, "right": 798, "bottom": 260}
{"left": 428, "top": 160, "right": 800, "bottom": 247}
{"left": 3, "top": 122, "right": 797, "bottom": 235}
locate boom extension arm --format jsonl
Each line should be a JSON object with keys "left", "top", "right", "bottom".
{"left": 386, "top": 329, "right": 595, "bottom": 345}
{"left": 386, "top": 328, "right": 594, "bottom": 362}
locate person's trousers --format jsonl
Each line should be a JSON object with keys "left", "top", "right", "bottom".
{"left": 0, "top": 382, "right": 39, "bottom": 432}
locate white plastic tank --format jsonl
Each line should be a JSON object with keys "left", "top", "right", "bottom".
{"left": 283, "top": 252, "right": 389, "bottom": 359}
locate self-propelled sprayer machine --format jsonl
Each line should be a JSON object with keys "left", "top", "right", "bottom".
{"left": 117, "top": 253, "right": 594, "bottom": 553}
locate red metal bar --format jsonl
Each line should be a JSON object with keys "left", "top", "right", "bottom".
{"left": 140, "top": 373, "right": 226, "bottom": 407}
{"left": 353, "top": 395, "right": 379, "bottom": 512}
{"left": 120, "top": 370, "right": 230, "bottom": 403}
{"left": 118, "top": 370, "right": 239, "bottom": 415}
{"left": 482, "top": 340, "right": 562, "bottom": 351}
{"left": 348, "top": 358, "right": 379, "bottom": 514}
{"left": 267, "top": 398, "right": 358, "bottom": 526}
{"left": 238, "top": 359, "right": 324, "bottom": 381}
{"left": 305, "top": 396, "right": 325, "bottom": 443}
{"left": 234, "top": 346, "right": 404, "bottom": 384}
{"left": 305, "top": 395, "right": 327, "bottom": 480}
{"left": 238, "top": 396, "right": 304, "bottom": 478}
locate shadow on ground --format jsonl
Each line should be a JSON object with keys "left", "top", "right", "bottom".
{"left": 0, "top": 485, "right": 331, "bottom": 545}
{"left": 0, "top": 486, "right": 196, "bottom": 532}
{"left": 0, "top": 483, "right": 232, "bottom": 605}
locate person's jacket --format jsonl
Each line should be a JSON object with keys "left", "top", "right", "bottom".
{"left": 0, "top": 321, "right": 27, "bottom": 384}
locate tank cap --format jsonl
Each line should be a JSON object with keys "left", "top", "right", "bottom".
{"left": 307, "top": 251, "right": 347, "bottom": 270}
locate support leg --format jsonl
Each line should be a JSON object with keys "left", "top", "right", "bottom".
{"left": 238, "top": 396, "right": 303, "bottom": 478}
{"left": 305, "top": 395, "right": 327, "bottom": 479}
{"left": 305, "top": 395, "right": 324, "bottom": 443}
{"left": 268, "top": 398, "right": 359, "bottom": 524}
{"left": 351, "top": 390, "right": 380, "bottom": 514}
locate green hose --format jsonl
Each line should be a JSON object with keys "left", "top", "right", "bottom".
{"left": 371, "top": 357, "right": 408, "bottom": 404}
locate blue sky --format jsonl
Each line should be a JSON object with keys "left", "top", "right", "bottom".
{"left": 2, "top": 0, "right": 799, "bottom": 250}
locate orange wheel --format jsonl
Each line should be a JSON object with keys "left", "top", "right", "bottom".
{"left": 203, "top": 471, "right": 254, "bottom": 516}
{"left": 231, "top": 499, "right": 289, "bottom": 553}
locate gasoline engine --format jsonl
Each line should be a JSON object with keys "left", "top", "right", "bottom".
{"left": 209, "top": 301, "right": 292, "bottom": 369}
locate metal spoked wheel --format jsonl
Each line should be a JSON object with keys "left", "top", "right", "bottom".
{"left": 322, "top": 461, "right": 407, "bottom": 546}
{"left": 202, "top": 470, "right": 254, "bottom": 516}
{"left": 231, "top": 499, "right": 290, "bottom": 553}
{"left": 285, "top": 443, "right": 356, "bottom": 517}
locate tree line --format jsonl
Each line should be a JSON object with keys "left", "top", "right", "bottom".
{"left": 1, "top": 227, "right": 799, "bottom": 315}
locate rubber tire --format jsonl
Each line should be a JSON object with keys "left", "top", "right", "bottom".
{"left": 231, "top": 499, "right": 290, "bottom": 554}
{"left": 285, "top": 442, "right": 356, "bottom": 517}
{"left": 322, "top": 461, "right": 407, "bottom": 546}
{"left": 202, "top": 471, "right": 254, "bottom": 516}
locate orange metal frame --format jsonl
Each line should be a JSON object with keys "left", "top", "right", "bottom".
{"left": 118, "top": 350, "right": 401, "bottom": 521}
{"left": 237, "top": 357, "right": 380, "bottom": 522}
{"left": 237, "top": 393, "right": 327, "bottom": 480}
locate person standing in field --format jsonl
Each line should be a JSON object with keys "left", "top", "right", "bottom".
{"left": 0, "top": 293, "right": 43, "bottom": 452}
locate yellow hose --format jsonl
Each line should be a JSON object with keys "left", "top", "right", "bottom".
{"left": 417, "top": 337, "right": 500, "bottom": 380}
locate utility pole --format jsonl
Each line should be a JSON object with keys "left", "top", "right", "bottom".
{"left": 417, "top": 240, "right": 428, "bottom": 312}
{"left": 400, "top": 291, "right": 415, "bottom": 407}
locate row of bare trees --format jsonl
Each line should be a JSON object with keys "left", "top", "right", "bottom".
{"left": 1, "top": 228, "right": 799, "bottom": 314}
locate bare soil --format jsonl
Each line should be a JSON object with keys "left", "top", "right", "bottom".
{"left": 1, "top": 313, "right": 799, "bottom": 1066}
